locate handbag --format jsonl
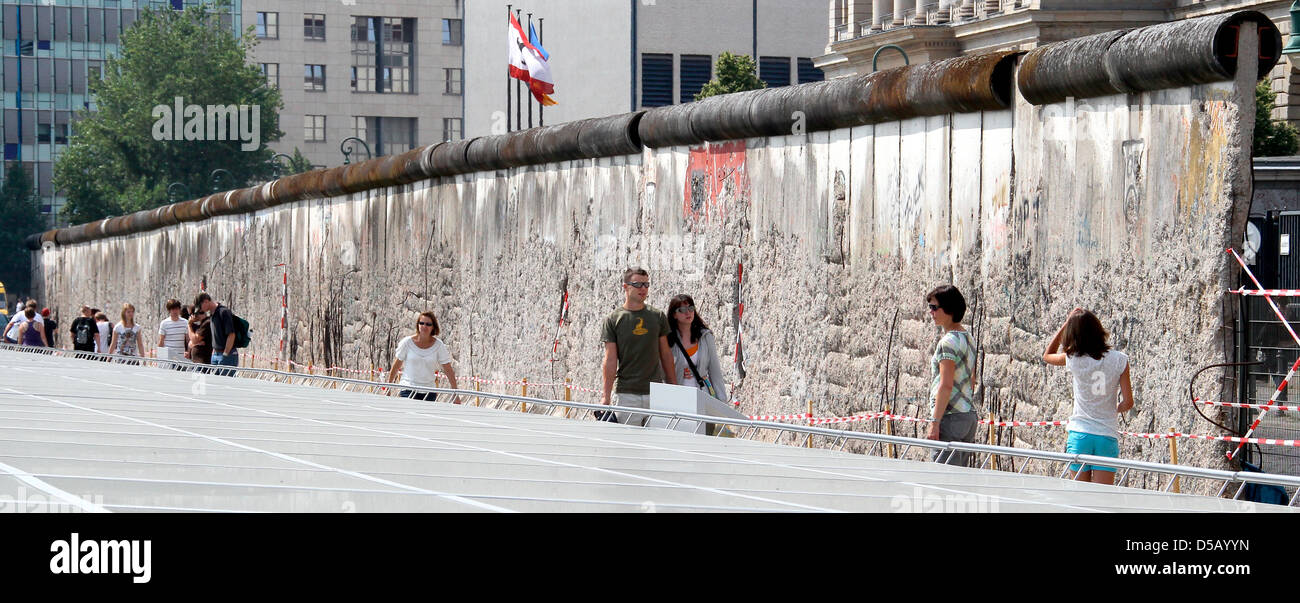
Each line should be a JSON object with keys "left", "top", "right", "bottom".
{"left": 670, "top": 332, "right": 717, "bottom": 399}
{"left": 593, "top": 409, "right": 619, "bottom": 423}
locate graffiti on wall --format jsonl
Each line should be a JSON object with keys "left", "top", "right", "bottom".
{"left": 684, "top": 140, "right": 748, "bottom": 222}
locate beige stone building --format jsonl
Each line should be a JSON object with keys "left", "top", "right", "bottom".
{"left": 818, "top": 0, "right": 1300, "bottom": 122}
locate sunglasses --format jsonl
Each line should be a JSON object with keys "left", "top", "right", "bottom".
{"left": 625, "top": 282, "right": 650, "bottom": 289}
{"left": 417, "top": 321, "right": 435, "bottom": 327}
{"left": 675, "top": 306, "right": 695, "bottom": 314}
{"left": 927, "top": 304, "right": 941, "bottom": 312}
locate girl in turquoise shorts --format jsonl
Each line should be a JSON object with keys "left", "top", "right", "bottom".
{"left": 1043, "top": 308, "right": 1136, "bottom": 485}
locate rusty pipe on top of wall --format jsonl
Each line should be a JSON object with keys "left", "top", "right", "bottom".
{"left": 1017, "top": 10, "right": 1282, "bottom": 106}
{"left": 639, "top": 50, "right": 1021, "bottom": 149}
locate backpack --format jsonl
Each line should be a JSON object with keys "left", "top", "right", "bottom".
{"left": 74, "top": 319, "right": 94, "bottom": 345}
{"left": 233, "top": 314, "right": 251, "bottom": 348}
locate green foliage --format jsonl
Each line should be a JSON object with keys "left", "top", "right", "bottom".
{"left": 285, "top": 148, "right": 315, "bottom": 175}
{"left": 0, "top": 164, "right": 45, "bottom": 298}
{"left": 694, "top": 52, "right": 767, "bottom": 101}
{"left": 55, "top": 2, "right": 283, "bottom": 225}
{"left": 1254, "top": 80, "right": 1300, "bottom": 157}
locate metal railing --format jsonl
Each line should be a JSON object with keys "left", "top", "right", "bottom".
{"left": 4, "top": 342, "right": 1299, "bottom": 507}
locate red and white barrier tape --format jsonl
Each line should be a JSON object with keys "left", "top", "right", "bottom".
{"left": 1198, "top": 400, "right": 1300, "bottom": 412}
{"left": 980, "top": 419, "right": 1067, "bottom": 427}
{"left": 748, "top": 413, "right": 813, "bottom": 422}
{"left": 1229, "top": 288, "right": 1300, "bottom": 297}
{"left": 810, "top": 412, "right": 885, "bottom": 426}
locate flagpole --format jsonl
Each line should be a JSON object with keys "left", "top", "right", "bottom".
{"left": 506, "top": 4, "right": 513, "bottom": 132}
{"left": 515, "top": 8, "right": 523, "bottom": 132}
{"left": 527, "top": 13, "right": 535, "bottom": 129}
{"left": 539, "top": 18, "right": 545, "bottom": 127}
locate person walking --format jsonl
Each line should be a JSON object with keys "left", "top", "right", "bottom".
{"left": 69, "top": 305, "right": 101, "bottom": 356}
{"left": 94, "top": 311, "right": 112, "bottom": 356}
{"left": 16, "top": 307, "right": 48, "bottom": 347}
{"left": 600, "top": 268, "right": 676, "bottom": 426}
{"left": 187, "top": 305, "right": 213, "bottom": 368}
{"left": 5, "top": 301, "right": 42, "bottom": 344}
{"left": 925, "top": 285, "right": 980, "bottom": 466}
{"left": 666, "top": 294, "right": 730, "bottom": 435}
{"left": 1043, "top": 308, "right": 1135, "bottom": 485}
{"left": 157, "top": 299, "right": 190, "bottom": 366}
{"left": 109, "top": 303, "right": 146, "bottom": 362}
{"left": 387, "top": 311, "right": 459, "bottom": 403}
{"left": 195, "top": 293, "right": 238, "bottom": 376}
{"left": 41, "top": 308, "right": 58, "bottom": 349}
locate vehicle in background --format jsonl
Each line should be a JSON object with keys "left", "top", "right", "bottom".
{"left": 0, "top": 281, "right": 8, "bottom": 319}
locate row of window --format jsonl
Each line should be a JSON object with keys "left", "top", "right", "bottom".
{"left": 258, "top": 62, "right": 461, "bottom": 95}
{"left": 254, "top": 12, "right": 462, "bottom": 46}
{"left": 641, "top": 54, "right": 825, "bottom": 107}
{"left": 299, "top": 115, "right": 462, "bottom": 145}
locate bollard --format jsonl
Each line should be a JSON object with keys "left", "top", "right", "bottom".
{"left": 885, "top": 406, "right": 896, "bottom": 459}
{"left": 1168, "top": 428, "right": 1180, "bottom": 493}
{"left": 522, "top": 378, "right": 528, "bottom": 413}
{"left": 988, "top": 411, "right": 999, "bottom": 470}
{"left": 564, "top": 378, "right": 572, "bottom": 418}
{"left": 474, "top": 379, "right": 482, "bottom": 407}
{"left": 806, "top": 400, "right": 814, "bottom": 448}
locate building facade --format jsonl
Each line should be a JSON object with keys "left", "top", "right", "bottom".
{"left": 240, "top": 0, "right": 465, "bottom": 170}
{"left": 1, "top": 0, "right": 239, "bottom": 225}
{"left": 819, "top": 0, "right": 1300, "bottom": 123}
{"left": 464, "top": 0, "right": 830, "bottom": 139}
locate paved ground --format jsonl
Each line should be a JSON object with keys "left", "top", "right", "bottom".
{"left": 0, "top": 349, "right": 1289, "bottom": 513}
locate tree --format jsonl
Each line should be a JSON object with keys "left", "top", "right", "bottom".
{"left": 0, "top": 164, "right": 45, "bottom": 299}
{"left": 285, "top": 148, "right": 316, "bottom": 175}
{"left": 695, "top": 52, "right": 767, "bottom": 101}
{"left": 1254, "top": 80, "right": 1300, "bottom": 157}
{"left": 55, "top": 2, "right": 283, "bottom": 225}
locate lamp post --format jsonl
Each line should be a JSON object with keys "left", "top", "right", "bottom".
{"left": 166, "top": 182, "right": 190, "bottom": 203}
{"left": 210, "top": 168, "right": 233, "bottom": 193}
{"left": 271, "top": 153, "right": 293, "bottom": 177}
{"left": 340, "top": 137, "right": 372, "bottom": 165}
{"left": 1286, "top": 2, "right": 1300, "bottom": 55}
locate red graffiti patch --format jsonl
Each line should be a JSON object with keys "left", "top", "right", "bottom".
{"left": 684, "top": 140, "right": 747, "bottom": 222}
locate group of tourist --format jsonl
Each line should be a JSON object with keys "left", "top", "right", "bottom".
{"left": 5, "top": 268, "right": 1137, "bottom": 478}
{"left": 8, "top": 293, "right": 239, "bottom": 375}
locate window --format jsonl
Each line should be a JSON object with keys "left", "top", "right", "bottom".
{"left": 304, "top": 115, "right": 326, "bottom": 142}
{"left": 352, "top": 116, "right": 368, "bottom": 142}
{"left": 759, "top": 56, "right": 791, "bottom": 88}
{"left": 679, "top": 55, "right": 712, "bottom": 103}
{"left": 304, "top": 13, "right": 326, "bottom": 40}
{"left": 260, "top": 63, "right": 279, "bottom": 88}
{"left": 641, "top": 53, "right": 672, "bottom": 107}
{"left": 304, "top": 64, "right": 326, "bottom": 91}
{"left": 797, "top": 58, "right": 825, "bottom": 84}
{"left": 352, "top": 116, "right": 417, "bottom": 156}
{"left": 442, "top": 118, "right": 462, "bottom": 142}
{"left": 37, "top": 124, "right": 68, "bottom": 145}
{"left": 444, "top": 68, "right": 462, "bottom": 95}
{"left": 351, "top": 16, "right": 416, "bottom": 94}
{"left": 256, "top": 12, "right": 278, "bottom": 39}
{"left": 441, "top": 18, "right": 462, "bottom": 45}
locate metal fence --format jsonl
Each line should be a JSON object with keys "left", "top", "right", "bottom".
{"left": 1238, "top": 294, "right": 1300, "bottom": 477}
{"left": 4, "top": 343, "right": 1298, "bottom": 507}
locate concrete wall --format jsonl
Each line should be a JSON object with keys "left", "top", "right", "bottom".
{"left": 33, "top": 56, "right": 1255, "bottom": 475}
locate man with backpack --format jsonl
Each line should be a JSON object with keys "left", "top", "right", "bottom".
{"left": 195, "top": 293, "right": 247, "bottom": 377}
{"left": 69, "top": 305, "right": 100, "bottom": 356}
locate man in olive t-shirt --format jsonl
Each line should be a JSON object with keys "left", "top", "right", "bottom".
{"left": 601, "top": 268, "right": 676, "bottom": 426}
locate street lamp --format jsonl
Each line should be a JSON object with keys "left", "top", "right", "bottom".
{"left": 210, "top": 168, "right": 233, "bottom": 193}
{"left": 271, "top": 153, "right": 293, "bottom": 177}
{"left": 340, "top": 137, "right": 372, "bottom": 165}
{"left": 167, "top": 182, "right": 190, "bottom": 203}
{"left": 1286, "top": 2, "right": 1300, "bottom": 55}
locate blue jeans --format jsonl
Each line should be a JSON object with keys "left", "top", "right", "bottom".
{"left": 210, "top": 351, "right": 239, "bottom": 377}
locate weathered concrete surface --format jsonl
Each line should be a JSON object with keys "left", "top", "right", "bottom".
{"left": 33, "top": 55, "right": 1256, "bottom": 476}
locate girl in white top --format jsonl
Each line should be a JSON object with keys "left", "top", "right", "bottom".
{"left": 388, "top": 311, "right": 459, "bottom": 404}
{"left": 110, "top": 303, "right": 147, "bottom": 360}
{"left": 666, "top": 294, "right": 728, "bottom": 404}
{"left": 1043, "top": 308, "right": 1136, "bottom": 485}
{"left": 94, "top": 311, "right": 112, "bottom": 354}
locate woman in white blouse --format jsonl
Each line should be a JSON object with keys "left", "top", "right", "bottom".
{"left": 388, "top": 311, "right": 459, "bottom": 403}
